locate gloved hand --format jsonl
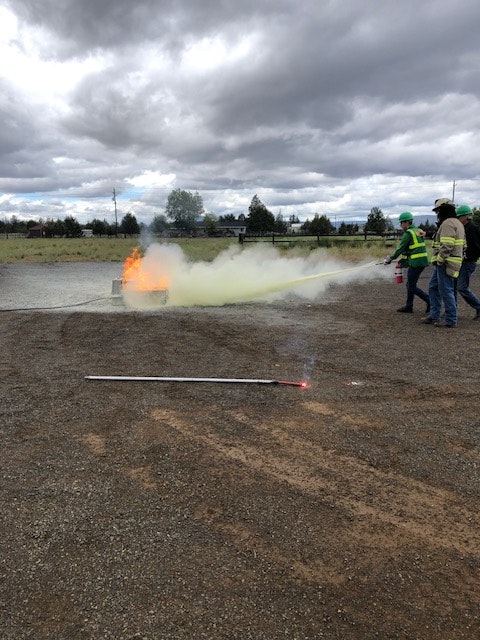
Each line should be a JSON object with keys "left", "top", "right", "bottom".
{"left": 446, "top": 266, "right": 459, "bottom": 278}
{"left": 383, "top": 257, "right": 392, "bottom": 265}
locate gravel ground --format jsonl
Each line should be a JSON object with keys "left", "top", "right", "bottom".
{"left": 0, "top": 263, "right": 123, "bottom": 312}
{"left": 1, "top": 264, "right": 480, "bottom": 639}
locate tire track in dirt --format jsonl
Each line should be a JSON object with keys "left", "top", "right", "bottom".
{"left": 150, "top": 405, "right": 480, "bottom": 560}
{"left": 192, "top": 504, "right": 345, "bottom": 586}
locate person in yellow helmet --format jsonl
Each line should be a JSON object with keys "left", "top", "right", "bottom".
{"left": 384, "top": 211, "right": 430, "bottom": 313}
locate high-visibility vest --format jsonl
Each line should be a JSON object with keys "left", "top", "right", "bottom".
{"left": 400, "top": 227, "right": 429, "bottom": 267}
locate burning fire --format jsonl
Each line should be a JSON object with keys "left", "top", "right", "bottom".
{"left": 122, "top": 247, "right": 169, "bottom": 292}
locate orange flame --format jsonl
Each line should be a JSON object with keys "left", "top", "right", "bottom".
{"left": 122, "top": 247, "right": 169, "bottom": 291}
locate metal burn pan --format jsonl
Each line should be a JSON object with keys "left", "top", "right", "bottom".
{"left": 111, "top": 279, "right": 169, "bottom": 305}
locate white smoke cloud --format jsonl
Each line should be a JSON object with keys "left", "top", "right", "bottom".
{"left": 122, "top": 243, "right": 389, "bottom": 308}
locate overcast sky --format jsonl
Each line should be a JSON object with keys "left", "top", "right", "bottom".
{"left": 1, "top": 0, "right": 480, "bottom": 226}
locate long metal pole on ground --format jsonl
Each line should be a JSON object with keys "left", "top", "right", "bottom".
{"left": 85, "top": 375, "right": 308, "bottom": 387}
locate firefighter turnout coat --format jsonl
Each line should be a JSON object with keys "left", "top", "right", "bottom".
{"left": 431, "top": 217, "right": 465, "bottom": 278}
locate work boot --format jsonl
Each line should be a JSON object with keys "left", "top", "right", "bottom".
{"left": 421, "top": 316, "right": 440, "bottom": 324}
{"left": 397, "top": 306, "right": 413, "bottom": 313}
{"left": 473, "top": 309, "right": 480, "bottom": 321}
{"left": 433, "top": 321, "right": 456, "bottom": 328}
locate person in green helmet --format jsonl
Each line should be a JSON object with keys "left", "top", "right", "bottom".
{"left": 455, "top": 205, "right": 480, "bottom": 320}
{"left": 384, "top": 211, "right": 430, "bottom": 313}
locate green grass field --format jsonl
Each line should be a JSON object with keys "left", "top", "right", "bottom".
{"left": 0, "top": 237, "right": 236, "bottom": 263}
{"left": 0, "top": 235, "right": 400, "bottom": 264}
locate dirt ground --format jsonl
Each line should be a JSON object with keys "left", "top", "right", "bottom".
{"left": 1, "top": 268, "right": 480, "bottom": 639}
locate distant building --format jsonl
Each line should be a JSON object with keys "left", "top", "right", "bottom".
{"left": 27, "top": 224, "right": 45, "bottom": 238}
{"left": 185, "top": 220, "right": 247, "bottom": 237}
{"left": 287, "top": 223, "right": 304, "bottom": 234}
{"left": 218, "top": 220, "right": 247, "bottom": 237}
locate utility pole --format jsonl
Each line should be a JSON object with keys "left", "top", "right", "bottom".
{"left": 112, "top": 188, "right": 118, "bottom": 236}
{"left": 452, "top": 180, "right": 456, "bottom": 203}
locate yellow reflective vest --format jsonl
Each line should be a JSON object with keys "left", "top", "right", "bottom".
{"left": 396, "top": 227, "right": 429, "bottom": 267}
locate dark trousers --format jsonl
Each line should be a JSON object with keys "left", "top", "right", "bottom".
{"left": 405, "top": 266, "right": 430, "bottom": 309}
{"left": 456, "top": 260, "right": 480, "bottom": 310}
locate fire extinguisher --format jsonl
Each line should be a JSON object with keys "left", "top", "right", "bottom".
{"left": 395, "top": 262, "right": 404, "bottom": 284}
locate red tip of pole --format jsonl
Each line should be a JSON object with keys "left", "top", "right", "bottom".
{"left": 278, "top": 380, "right": 310, "bottom": 388}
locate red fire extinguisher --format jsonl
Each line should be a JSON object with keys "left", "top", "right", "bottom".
{"left": 395, "top": 262, "right": 404, "bottom": 284}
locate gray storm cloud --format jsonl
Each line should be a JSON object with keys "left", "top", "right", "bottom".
{"left": 1, "top": 0, "right": 480, "bottom": 224}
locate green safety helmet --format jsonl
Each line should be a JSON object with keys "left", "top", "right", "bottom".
{"left": 456, "top": 204, "right": 472, "bottom": 217}
{"left": 398, "top": 211, "right": 414, "bottom": 222}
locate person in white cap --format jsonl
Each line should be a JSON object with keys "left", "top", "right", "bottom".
{"left": 421, "top": 199, "right": 465, "bottom": 328}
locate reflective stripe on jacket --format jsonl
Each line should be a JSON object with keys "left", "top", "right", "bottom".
{"left": 389, "top": 225, "right": 429, "bottom": 268}
{"left": 404, "top": 227, "right": 429, "bottom": 267}
{"left": 431, "top": 218, "right": 465, "bottom": 277}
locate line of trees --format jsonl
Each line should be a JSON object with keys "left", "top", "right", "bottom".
{"left": 3, "top": 190, "right": 480, "bottom": 238}
{"left": 156, "top": 189, "right": 288, "bottom": 235}
{"left": 87, "top": 212, "right": 140, "bottom": 236}
{"left": 0, "top": 213, "right": 141, "bottom": 237}
{"left": 0, "top": 215, "right": 86, "bottom": 237}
